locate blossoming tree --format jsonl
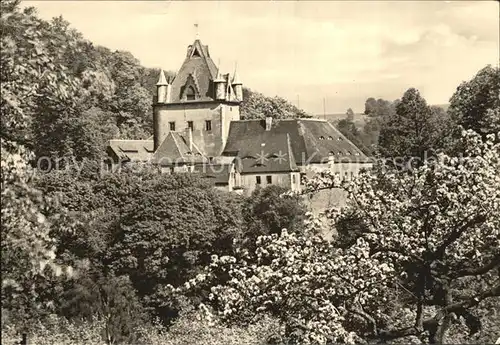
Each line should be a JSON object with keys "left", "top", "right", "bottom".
{"left": 174, "top": 130, "right": 499, "bottom": 344}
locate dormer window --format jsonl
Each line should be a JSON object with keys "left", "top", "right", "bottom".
{"left": 186, "top": 86, "right": 196, "bottom": 101}
{"left": 328, "top": 136, "right": 333, "bottom": 140}
{"left": 319, "top": 136, "right": 325, "bottom": 140}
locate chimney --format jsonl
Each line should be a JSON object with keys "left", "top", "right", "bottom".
{"left": 265, "top": 116, "right": 272, "bottom": 131}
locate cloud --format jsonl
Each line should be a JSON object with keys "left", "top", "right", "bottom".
{"left": 23, "top": 1, "right": 499, "bottom": 114}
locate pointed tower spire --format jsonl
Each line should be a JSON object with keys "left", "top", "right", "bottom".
{"left": 231, "top": 62, "right": 243, "bottom": 101}
{"left": 231, "top": 62, "right": 241, "bottom": 84}
{"left": 156, "top": 70, "right": 168, "bottom": 86}
{"left": 214, "top": 59, "right": 224, "bottom": 82}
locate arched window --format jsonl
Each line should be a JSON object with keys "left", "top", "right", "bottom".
{"left": 186, "top": 86, "right": 196, "bottom": 101}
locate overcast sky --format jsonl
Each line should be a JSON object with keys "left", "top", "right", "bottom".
{"left": 24, "top": 1, "right": 499, "bottom": 114}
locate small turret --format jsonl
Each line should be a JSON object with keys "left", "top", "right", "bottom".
{"left": 166, "top": 76, "right": 172, "bottom": 103}
{"left": 156, "top": 70, "right": 168, "bottom": 103}
{"left": 214, "top": 61, "right": 226, "bottom": 101}
{"left": 231, "top": 68, "right": 243, "bottom": 102}
{"left": 226, "top": 74, "right": 233, "bottom": 102}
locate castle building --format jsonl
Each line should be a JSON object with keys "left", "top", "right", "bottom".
{"left": 107, "top": 38, "right": 372, "bottom": 194}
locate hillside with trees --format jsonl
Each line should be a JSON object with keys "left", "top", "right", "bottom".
{"left": 2, "top": 0, "right": 499, "bottom": 344}
{"left": 1, "top": 0, "right": 310, "bottom": 168}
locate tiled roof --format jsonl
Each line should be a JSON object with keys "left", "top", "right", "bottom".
{"left": 193, "top": 164, "right": 232, "bottom": 185}
{"left": 152, "top": 132, "right": 208, "bottom": 165}
{"left": 108, "top": 140, "right": 154, "bottom": 162}
{"left": 223, "top": 119, "right": 371, "bottom": 166}
{"left": 212, "top": 156, "right": 237, "bottom": 165}
{"left": 222, "top": 125, "right": 299, "bottom": 173}
{"left": 170, "top": 39, "right": 218, "bottom": 103}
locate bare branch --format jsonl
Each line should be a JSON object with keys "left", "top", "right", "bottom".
{"left": 452, "top": 254, "right": 500, "bottom": 278}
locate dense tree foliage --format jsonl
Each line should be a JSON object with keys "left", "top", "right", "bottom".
{"left": 364, "top": 98, "right": 396, "bottom": 117}
{"left": 378, "top": 88, "right": 452, "bottom": 161}
{"left": 1, "top": 0, "right": 168, "bottom": 166}
{"left": 334, "top": 99, "right": 398, "bottom": 156}
{"left": 242, "top": 185, "right": 307, "bottom": 240}
{"left": 448, "top": 65, "right": 500, "bottom": 137}
{"left": 33, "top": 166, "right": 307, "bottom": 326}
{"left": 105, "top": 174, "right": 244, "bottom": 313}
{"left": 336, "top": 117, "right": 372, "bottom": 155}
{"left": 0, "top": 0, "right": 81, "bottom": 326}
{"left": 241, "top": 87, "right": 311, "bottom": 119}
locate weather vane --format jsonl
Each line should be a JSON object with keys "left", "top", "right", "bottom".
{"left": 194, "top": 23, "right": 199, "bottom": 39}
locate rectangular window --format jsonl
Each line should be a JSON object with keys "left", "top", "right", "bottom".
{"left": 292, "top": 174, "right": 296, "bottom": 184}
{"left": 266, "top": 175, "right": 272, "bottom": 184}
{"left": 205, "top": 120, "right": 212, "bottom": 131}
{"left": 169, "top": 122, "right": 176, "bottom": 131}
{"left": 256, "top": 176, "right": 261, "bottom": 184}
{"left": 187, "top": 121, "right": 194, "bottom": 131}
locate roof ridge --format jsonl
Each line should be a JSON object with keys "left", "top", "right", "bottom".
{"left": 194, "top": 39, "right": 218, "bottom": 80}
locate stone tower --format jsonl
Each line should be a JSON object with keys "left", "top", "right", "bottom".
{"left": 152, "top": 39, "right": 243, "bottom": 156}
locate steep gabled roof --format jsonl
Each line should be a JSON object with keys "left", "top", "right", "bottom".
{"left": 108, "top": 140, "right": 154, "bottom": 162}
{"left": 170, "top": 39, "right": 218, "bottom": 103}
{"left": 152, "top": 132, "right": 208, "bottom": 165}
{"left": 223, "top": 119, "right": 371, "bottom": 167}
{"left": 222, "top": 127, "right": 299, "bottom": 173}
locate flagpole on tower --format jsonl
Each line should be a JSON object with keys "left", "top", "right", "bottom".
{"left": 194, "top": 23, "right": 199, "bottom": 39}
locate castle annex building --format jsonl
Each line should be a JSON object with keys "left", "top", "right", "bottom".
{"left": 107, "top": 38, "right": 372, "bottom": 194}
